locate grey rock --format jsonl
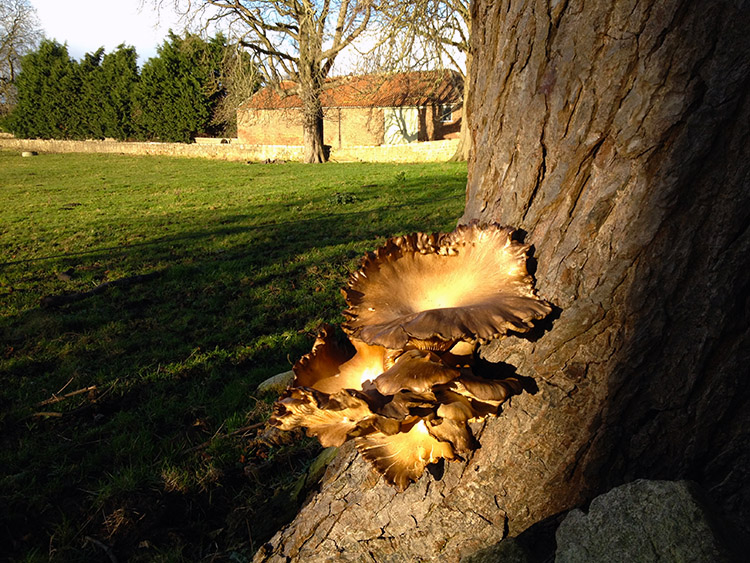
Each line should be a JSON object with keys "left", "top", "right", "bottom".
{"left": 256, "top": 370, "right": 294, "bottom": 396}
{"left": 461, "top": 537, "right": 532, "bottom": 563}
{"left": 555, "top": 480, "right": 738, "bottom": 562}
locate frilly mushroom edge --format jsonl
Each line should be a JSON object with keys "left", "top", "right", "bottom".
{"left": 268, "top": 222, "right": 552, "bottom": 491}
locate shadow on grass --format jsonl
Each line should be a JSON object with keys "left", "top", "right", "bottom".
{"left": 0, "top": 190, "right": 464, "bottom": 561}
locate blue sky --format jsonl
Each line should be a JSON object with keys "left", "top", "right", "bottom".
{"left": 31, "top": 0, "right": 183, "bottom": 63}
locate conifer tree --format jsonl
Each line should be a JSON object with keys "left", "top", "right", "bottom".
{"left": 72, "top": 48, "right": 106, "bottom": 139}
{"left": 100, "top": 45, "right": 138, "bottom": 140}
{"left": 8, "top": 40, "right": 77, "bottom": 138}
{"left": 133, "top": 32, "right": 226, "bottom": 143}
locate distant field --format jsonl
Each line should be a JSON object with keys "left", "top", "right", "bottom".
{"left": 0, "top": 151, "right": 466, "bottom": 561}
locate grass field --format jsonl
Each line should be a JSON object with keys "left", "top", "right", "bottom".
{"left": 0, "top": 150, "right": 467, "bottom": 561}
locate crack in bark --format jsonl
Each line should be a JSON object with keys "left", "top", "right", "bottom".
{"left": 470, "top": 509, "right": 496, "bottom": 526}
{"left": 522, "top": 119, "right": 547, "bottom": 223}
{"left": 550, "top": 0, "right": 571, "bottom": 28}
{"left": 565, "top": 136, "right": 606, "bottom": 220}
{"left": 563, "top": 82, "right": 584, "bottom": 138}
{"left": 645, "top": 0, "right": 690, "bottom": 61}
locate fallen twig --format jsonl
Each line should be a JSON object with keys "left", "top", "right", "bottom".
{"left": 55, "top": 376, "right": 75, "bottom": 396}
{"left": 36, "top": 385, "right": 97, "bottom": 407}
{"left": 32, "top": 411, "right": 64, "bottom": 418}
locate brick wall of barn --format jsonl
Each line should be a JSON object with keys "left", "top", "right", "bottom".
{"left": 237, "top": 104, "right": 461, "bottom": 147}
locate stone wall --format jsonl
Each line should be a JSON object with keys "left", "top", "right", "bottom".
{"left": 0, "top": 137, "right": 460, "bottom": 163}
{"left": 332, "top": 139, "right": 460, "bottom": 163}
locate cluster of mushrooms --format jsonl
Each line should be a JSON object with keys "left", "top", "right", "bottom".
{"left": 269, "top": 222, "right": 552, "bottom": 491}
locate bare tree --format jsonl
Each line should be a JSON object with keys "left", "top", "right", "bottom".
{"left": 212, "top": 42, "right": 261, "bottom": 136}
{"left": 0, "top": 0, "right": 41, "bottom": 118}
{"left": 364, "top": 0, "right": 471, "bottom": 160}
{"left": 151, "top": 0, "right": 377, "bottom": 163}
{"left": 366, "top": 1, "right": 468, "bottom": 73}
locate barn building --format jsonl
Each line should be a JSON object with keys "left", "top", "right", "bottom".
{"left": 237, "top": 70, "right": 463, "bottom": 148}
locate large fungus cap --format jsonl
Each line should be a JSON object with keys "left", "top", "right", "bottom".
{"left": 342, "top": 222, "right": 552, "bottom": 350}
{"left": 293, "top": 326, "right": 394, "bottom": 394}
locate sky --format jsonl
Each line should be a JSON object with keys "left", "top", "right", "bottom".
{"left": 31, "top": 0, "right": 184, "bottom": 64}
{"left": 28, "top": 1, "right": 460, "bottom": 75}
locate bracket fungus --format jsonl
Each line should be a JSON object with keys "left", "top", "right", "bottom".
{"left": 269, "top": 222, "right": 552, "bottom": 491}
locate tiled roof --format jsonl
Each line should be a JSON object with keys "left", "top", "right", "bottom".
{"left": 242, "top": 70, "right": 463, "bottom": 110}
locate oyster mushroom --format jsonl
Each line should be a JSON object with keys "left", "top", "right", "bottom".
{"left": 342, "top": 223, "right": 552, "bottom": 350}
{"left": 293, "top": 325, "right": 396, "bottom": 394}
{"left": 267, "top": 223, "right": 553, "bottom": 492}
{"left": 292, "top": 325, "right": 353, "bottom": 390}
{"left": 356, "top": 417, "right": 457, "bottom": 491}
{"left": 424, "top": 416, "right": 477, "bottom": 453}
{"left": 373, "top": 349, "right": 462, "bottom": 395}
{"left": 374, "top": 388, "right": 438, "bottom": 420}
{"left": 435, "top": 375, "right": 523, "bottom": 420}
{"left": 435, "top": 393, "right": 476, "bottom": 422}
{"left": 440, "top": 340, "right": 477, "bottom": 368}
{"left": 447, "top": 374, "right": 522, "bottom": 407}
{"left": 270, "top": 387, "right": 400, "bottom": 447}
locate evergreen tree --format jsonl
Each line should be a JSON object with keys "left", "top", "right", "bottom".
{"left": 100, "top": 45, "right": 138, "bottom": 140}
{"left": 8, "top": 40, "right": 77, "bottom": 138}
{"left": 9, "top": 33, "right": 231, "bottom": 142}
{"left": 72, "top": 47, "right": 106, "bottom": 139}
{"left": 133, "top": 31, "right": 226, "bottom": 142}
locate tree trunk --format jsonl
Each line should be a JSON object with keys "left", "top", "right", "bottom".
{"left": 301, "top": 87, "right": 326, "bottom": 164}
{"left": 451, "top": 19, "right": 473, "bottom": 163}
{"left": 255, "top": 1, "right": 750, "bottom": 560}
{"left": 450, "top": 53, "right": 472, "bottom": 162}
{"left": 298, "top": 24, "right": 327, "bottom": 164}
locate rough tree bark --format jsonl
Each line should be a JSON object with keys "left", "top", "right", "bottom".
{"left": 255, "top": 0, "right": 750, "bottom": 560}
{"left": 450, "top": 47, "right": 473, "bottom": 162}
{"left": 299, "top": 66, "right": 326, "bottom": 164}
{"left": 298, "top": 17, "right": 326, "bottom": 164}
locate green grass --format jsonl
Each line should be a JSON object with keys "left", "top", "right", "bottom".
{"left": 0, "top": 151, "right": 466, "bottom": 561}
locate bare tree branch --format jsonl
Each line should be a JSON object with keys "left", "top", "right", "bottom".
{"left": 0, "top": 0, "right": 42, "bottom": 116}
{"left": 146, "top": 0, "right": 379, "bottom": 162}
